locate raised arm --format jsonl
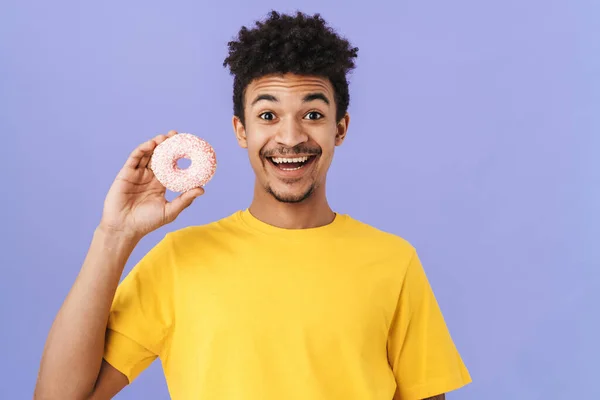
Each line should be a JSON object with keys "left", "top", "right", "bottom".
{"left": 34, "top": 131, "right": 204, "bottom": 399}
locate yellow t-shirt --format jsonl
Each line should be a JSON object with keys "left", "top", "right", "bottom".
{"left": 104, "top": 209, "right": 471, "bottom": 399}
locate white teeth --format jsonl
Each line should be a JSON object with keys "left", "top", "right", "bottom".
{"left": 271, "top": 156, "right": 309, "bottom": 164}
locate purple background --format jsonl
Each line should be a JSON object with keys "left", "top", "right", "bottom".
{"left": 1, "top": 0, "right": 598, "bottom": 399}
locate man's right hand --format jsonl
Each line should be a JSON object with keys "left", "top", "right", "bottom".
{"left": 99, "top": 130, "right": 204, "bottom": 240}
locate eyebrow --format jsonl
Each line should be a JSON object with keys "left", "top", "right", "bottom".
{"left": 250, "top": 92, "right": 331, "bottom": 107}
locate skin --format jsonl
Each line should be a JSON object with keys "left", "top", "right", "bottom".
{"left": 33, "top": 74, "right": 445, "bottom": 400}
{"left": 233, "top": 73, "right": 349, "bottom": 229}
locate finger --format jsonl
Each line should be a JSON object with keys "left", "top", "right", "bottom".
{"left": 139, "top": 155, "right": 152, "bottom": 170}
{"left": 125, "top": 139, "right": 158, "bottom": 169}
{"left": 139, "top": 134, "right": 169, "bottom": 169}
{"left": 125, "top": 132, "right": 177, "bottom": 169}
{"left": 164, "top": 187, "right": 205, "bottom": 222}
{"left": 153, "top": 132, "right": 174, "bottom": 146}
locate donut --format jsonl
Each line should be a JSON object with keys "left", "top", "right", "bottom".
{"left": 149, "top": 133, "right": 217, "bottom": 192}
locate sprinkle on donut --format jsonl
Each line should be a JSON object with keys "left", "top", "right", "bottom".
{"left": 149, "top": 133, "right": 217, "bottom": 193}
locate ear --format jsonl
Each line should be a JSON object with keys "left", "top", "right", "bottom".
{"left": 232, "top": 115, "right": 248, "bottom": 148}
{"left": 335, "top": 112, "right": 350, "bottom": 146}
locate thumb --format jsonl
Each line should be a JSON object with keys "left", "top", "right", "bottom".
{"left": 164, "top": 187, "right": 204, "bottom": 221}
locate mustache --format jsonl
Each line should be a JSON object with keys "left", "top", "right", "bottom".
{"left": 261, "top": 146, "right": 322, "bottom": 158}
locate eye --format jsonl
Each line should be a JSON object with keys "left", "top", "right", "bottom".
{"left": 259, "top": 112, "right": 275, "bottom": 121}
{"left": 305, "top": 111, "right": 323, "bottom": 120}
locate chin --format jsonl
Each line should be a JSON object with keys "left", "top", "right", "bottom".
{"left": 267, "top": 184, "right": 316, "bottom": 204}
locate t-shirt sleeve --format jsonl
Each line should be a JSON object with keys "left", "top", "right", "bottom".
{"left": 103, "top": 233, "right": 176, "bottom": 383}
{"left": 387, "top": 249, "right": 472, "bottom": 400}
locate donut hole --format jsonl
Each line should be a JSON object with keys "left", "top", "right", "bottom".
{"left": 176, "top": 157, "right": 192, "bottom": 170}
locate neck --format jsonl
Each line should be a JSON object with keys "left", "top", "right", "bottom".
{"left": 248, "top": 182, "right": 335, "bottom": 230}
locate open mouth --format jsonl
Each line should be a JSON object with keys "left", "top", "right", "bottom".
{"left": 268, "top": 155, "right": 317, "bottom": 171}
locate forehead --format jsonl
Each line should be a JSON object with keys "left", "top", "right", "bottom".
{"left": 245, "top": 73, "right": 334, "bottom": 104}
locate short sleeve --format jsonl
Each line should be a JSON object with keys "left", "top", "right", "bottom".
{"left": 387, "top": 250, "right": 472, "bottom": 400}
{"left": 103, "top": 234, "right": 176, "bottom": 383}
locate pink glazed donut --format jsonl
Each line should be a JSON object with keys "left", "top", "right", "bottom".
{"left": 149, "top": 133, "right": 217, "bottom": 193}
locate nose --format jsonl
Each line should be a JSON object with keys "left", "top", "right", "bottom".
{"left": 274, "top": 117, "right": 308, "bottom": 148}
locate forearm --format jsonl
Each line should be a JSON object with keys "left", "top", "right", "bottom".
{"left": 35, "top": 226, "right": 139, "bottom": 399}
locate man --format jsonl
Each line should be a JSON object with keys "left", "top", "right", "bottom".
{"left": 35, "top": 10, "right": 471, "bottom": 400}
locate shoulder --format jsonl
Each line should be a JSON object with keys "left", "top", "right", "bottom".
{"left": 152, "top": 211, "right": 246, "bottom": 259}
{"left": 341, "top": 214, "right": 418, "bottom": 262}
{"left": 343, "top": 214, "right": 416, "bottom": 249}
{"left": 166, "top": 211, "right": 242, "bottom": 241}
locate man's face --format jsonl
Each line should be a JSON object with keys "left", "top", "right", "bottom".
{"left": 233, "top": 73, "right": 349, "bottom": 203}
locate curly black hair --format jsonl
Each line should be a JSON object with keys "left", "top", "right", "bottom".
{"left": 223, "top": 10, "right": 359, "bottom": 125}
